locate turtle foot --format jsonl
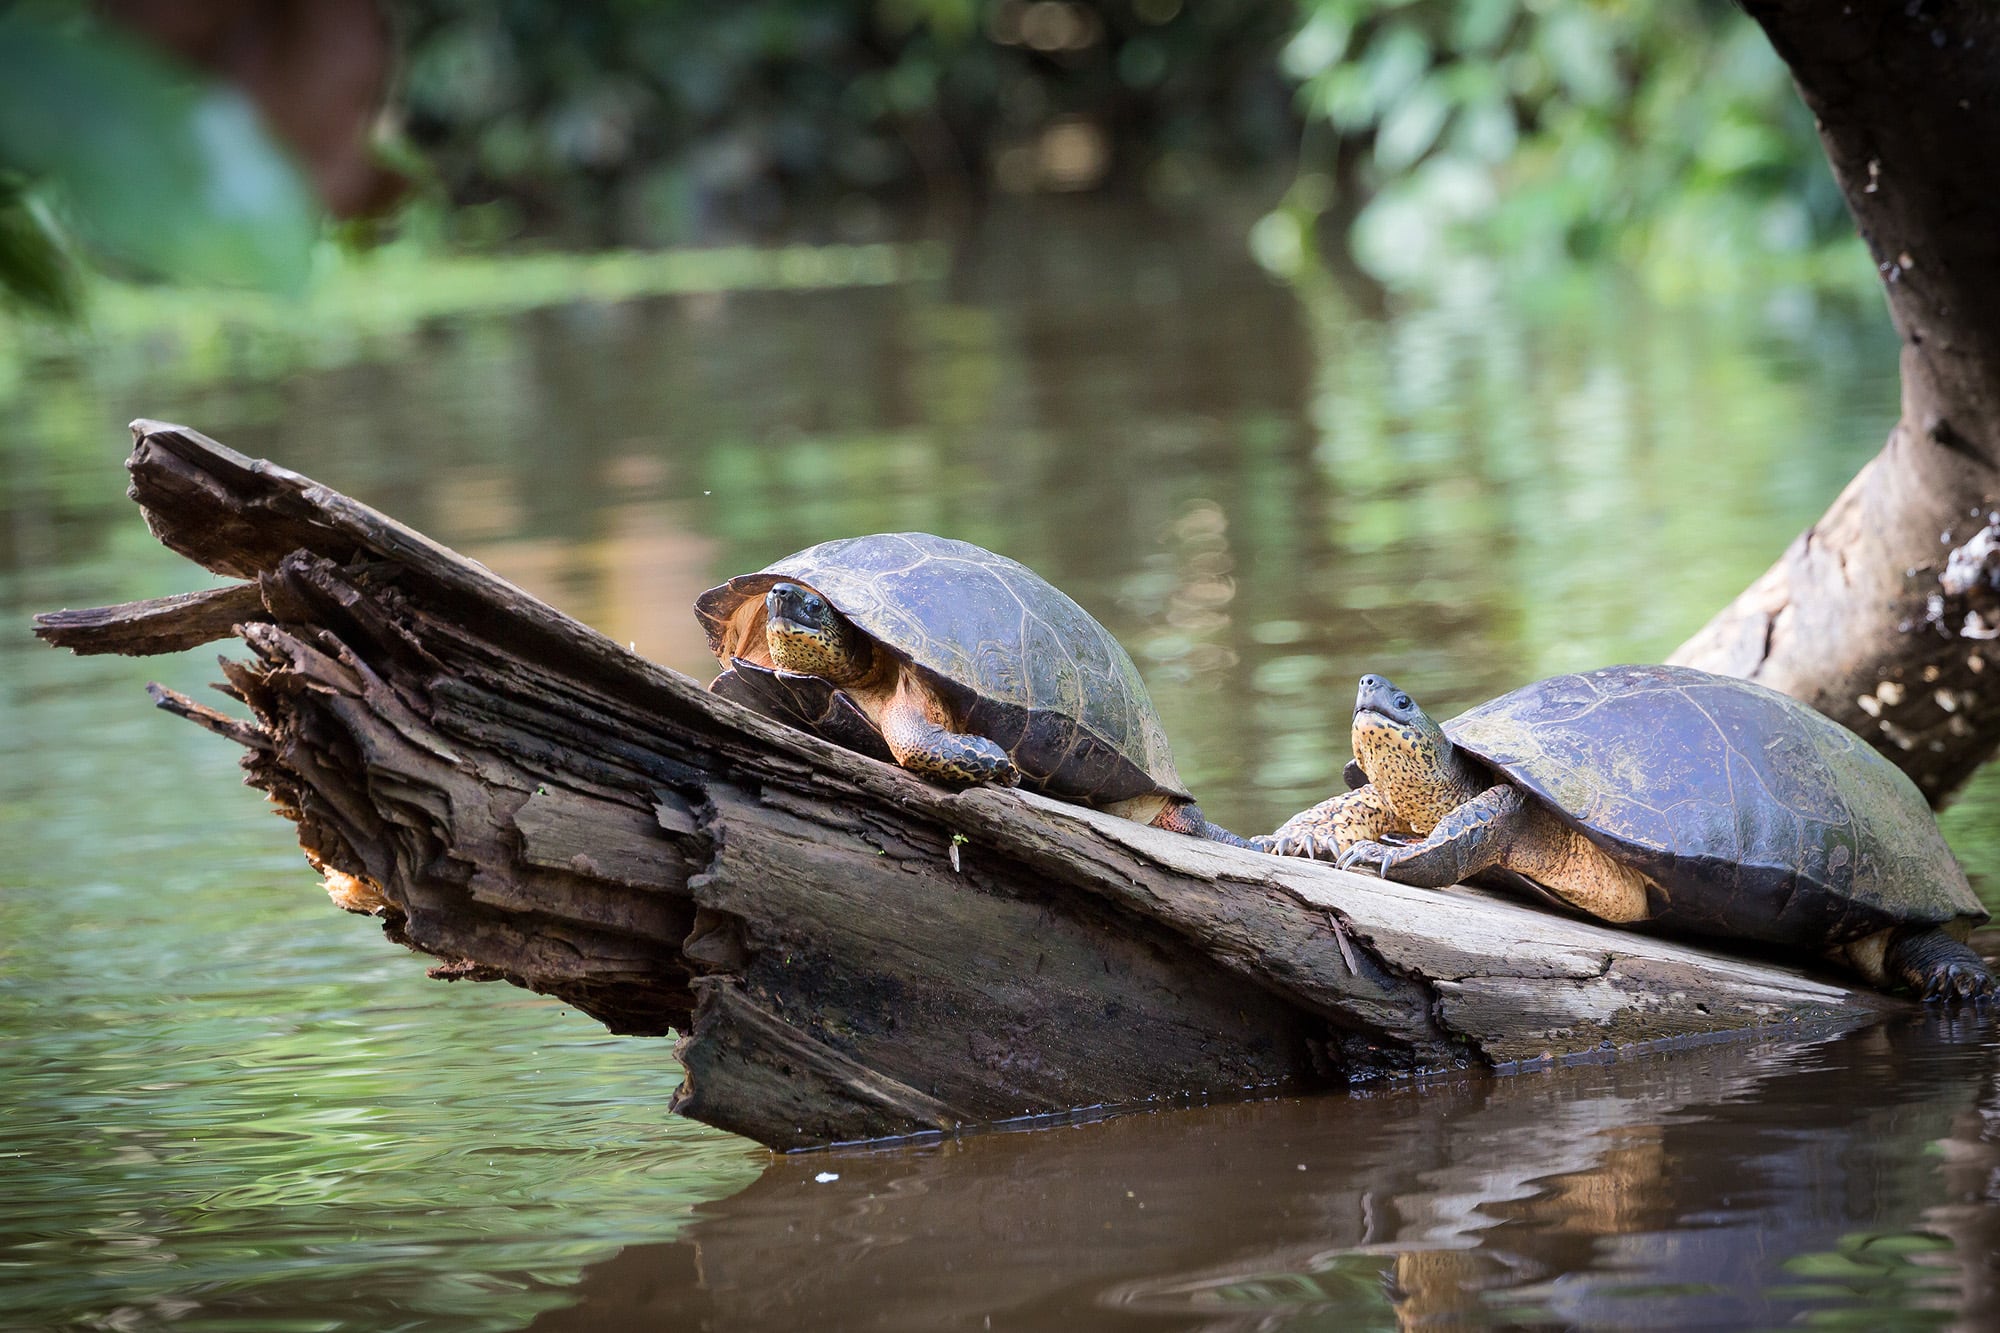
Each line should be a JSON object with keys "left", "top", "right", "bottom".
{"left": 1153, "top": 802, "right": 1250, "bottom": 847}
{"left": 1886, "top": 928, "right": 1996, "bottom": 1004}
{"left": 889, "top": 727, "right": 1018, "bottom": 788}
{"left": 1919, "top": 960, "right": 1995, "bottom": 1004}
{"left": 1336, "top": 840, "right": 1396, "bottom": 878}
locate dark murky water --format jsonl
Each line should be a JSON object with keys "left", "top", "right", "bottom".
{"left": 536, "top": 1017, "right": 2000, "bottom": 1331}
{"left": 4, "top": 200, "right": 1997, "bottom": 1329}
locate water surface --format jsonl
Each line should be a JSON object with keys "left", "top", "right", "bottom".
{"left": 4, "top": 200, "right": 1996, "bottom": 1329}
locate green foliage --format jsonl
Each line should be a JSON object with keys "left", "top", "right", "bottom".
{"left": 393, "top": 0, "right": 1298, "bottom": 245}
{"left": 0, "top": 0, "right": 1868, "bottom": 314}
{"left": 0, "top": 184, "right": 81, "bottom": 319}
{"left": 1270, "top": 0, "right": 1865, "bottom": 295}
{"left": 0, "top": 10, "right": 319, "bottom": 315}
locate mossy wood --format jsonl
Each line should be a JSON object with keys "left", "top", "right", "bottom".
{"left": 37, "top": 423, "right": 1896, "bottom": 1150}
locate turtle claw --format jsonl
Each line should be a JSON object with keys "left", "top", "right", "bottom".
{"left": 1920, "top": 961, "right": 1994, "bottom": 1004}
{"left": 1337, "top": 841, "right": 1393, "bottom": 878}
{"left": 1253, "top": 828, "right": 1334, "bottom": 860}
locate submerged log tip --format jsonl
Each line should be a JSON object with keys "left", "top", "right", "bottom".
{"left": 673, "top": 977, "right": 963, "bottom": 1150}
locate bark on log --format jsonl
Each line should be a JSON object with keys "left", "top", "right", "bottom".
{"left": 1673, "top": 1, "right": 2000, "bottom": 804}
{"left": 38, "top": 421, "right": 1898, "bottom": 1150}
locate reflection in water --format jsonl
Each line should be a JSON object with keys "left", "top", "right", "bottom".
{"left": 526, "top": 1015, "right": 2000, "bottom": 1332}
{"left": 5, "top": 200, "right": 2000, "bottom": 1328}
{"left": 0, "top": 611, "right": 763, "bottom": 1330}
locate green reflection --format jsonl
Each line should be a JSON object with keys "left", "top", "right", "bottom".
{"left": 1178, "top": 1250, "right": 1399, "bottom": 1328}
{"left": 1766, "top": 1230, "right": 1959, "bottom": 1328}
{"left": 1, "top": 552, "right": 762, "bottom": 1331}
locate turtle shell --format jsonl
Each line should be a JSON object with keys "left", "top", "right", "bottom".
{"left": 1444, "top": 664, "right": 1987, "bottom": 945}
{"left": 695, "top": 532, "right": 1187, "bottom": 806}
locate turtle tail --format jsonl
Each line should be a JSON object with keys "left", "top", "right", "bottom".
{"left": 1154, "top": 800, "right": 1251, "bottom": 847}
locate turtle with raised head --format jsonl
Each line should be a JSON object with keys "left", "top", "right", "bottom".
{"left": 1256, "top": 664, "right": 1993, "bottom": 1000}
{"left": 695, "top": 532, "right": 1247, "bottom": 845}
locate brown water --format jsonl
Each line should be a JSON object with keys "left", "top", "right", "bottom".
{"left": 536, "top": 1017, "right": 2000, "bottom": 1331}
{"left": 4, "top": 200, "right": 1997, "bottom": 1330}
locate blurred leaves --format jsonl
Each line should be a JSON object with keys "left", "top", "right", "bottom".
{"left": 1271, "top": 0, "right": 1864, "bottom": 296}
{"left": 0, "top": 185, "right": 82, "bottom": 320}
{"left": 101, "top": 0, "right": 407, "bottom": 219}
{"left": 0, "top": 0, "right": 1880, "bottom": 318}
{"left": 392, "top": 0, "right": 1298, "bottom": 246}
{"left": 0, "top": 10, "right": 320, "bottom": 314}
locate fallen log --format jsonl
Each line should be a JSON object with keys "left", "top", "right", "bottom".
{"left": 36, "top": 421, "right": 1897, "bottom": 1150}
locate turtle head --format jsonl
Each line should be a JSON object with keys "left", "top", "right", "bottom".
{"left": 764, "top": 582, "right": 874, "bottom": 685}
{"left": 1349, "top": 674, "right": 1472, "bottom": 830}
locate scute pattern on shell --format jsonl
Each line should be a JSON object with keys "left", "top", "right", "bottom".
{"left": 1445, "top": 664, "right": 1986, "bottom": 945}
{"left": 696, "top": 533, "right": 1185, "bottom": 805}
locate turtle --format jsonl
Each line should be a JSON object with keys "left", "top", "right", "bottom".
{"left": 694, "top": 531, "right": 1247, "bottom": 845}
{"left": 1254, "top": 664, "right": 1993, "bottom": 1000}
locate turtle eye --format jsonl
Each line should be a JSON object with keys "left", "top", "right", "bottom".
{"left": 1394, "top": 693, "right": 1411, "bottom": 711}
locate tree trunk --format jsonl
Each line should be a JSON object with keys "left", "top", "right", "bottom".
{"left": 35, "top": 422, "right": 1893, "bottom": 1150}
{"left": 1673, "top": 1, "right": 2000, "bottom": 805}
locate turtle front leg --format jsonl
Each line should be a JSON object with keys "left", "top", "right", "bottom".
{"left": 878, "top": 683, "right": 1018, "bottom": 787}
{"left": 1253, "top": 784, "right": 1409, "bottom": 859}
{"left": 1880, "top": 927, "right": 1995, "bottom": 1002}
{"left": 1338, "top": 785, "right": 1526, "bottom": 888}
